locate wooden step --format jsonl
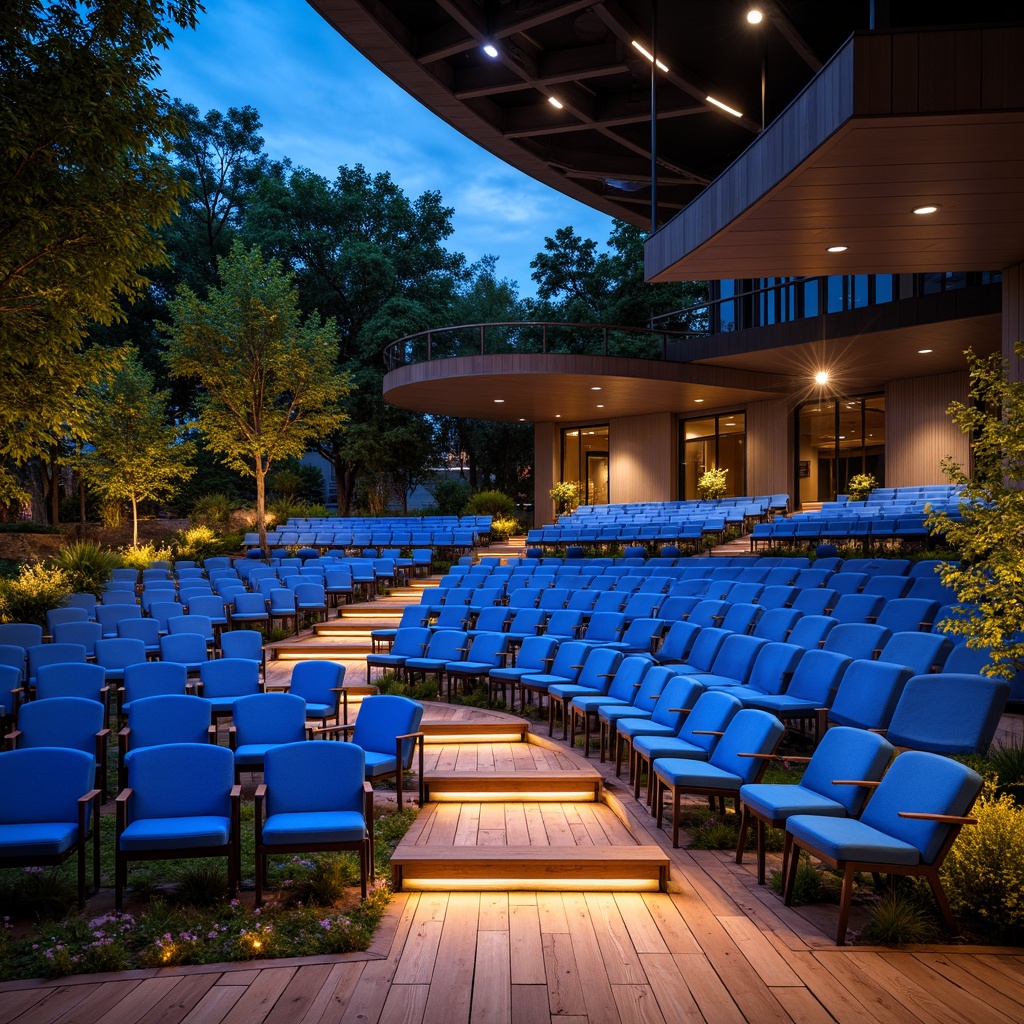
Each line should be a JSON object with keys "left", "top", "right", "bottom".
{"left": 390, "top": 845, "right": 669, "bottom": 892}
{"left": 421, "top": 720, "right": 528, "bottom": 743}
{"left": 422, "top": 769, "right": 601, "bottom": 802}
{"left": 265, "top": 641, "right": 370, "bottom": 661}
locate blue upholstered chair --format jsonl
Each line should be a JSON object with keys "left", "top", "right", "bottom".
{"left": 444, "top": 631, "right": 509, "bottom": 703}
{"left": 93, "top": 637, "right": 148, "bottom": 685}
{"left": 229, "top": 692, "right": 311, "bottom": 782}
{"left": 597, "top": 664, "right": 675, "bottom": 768}
{"left": 324, "top": 694, "right": 424, "bottom": 808}
{"left": 0, "top": 747, "right": 100, "bottom": 907}
{"left": 195, "top": 657, "right": 263, "bottom": 722}
{"left": 115, "top": 742, "right": 241, "bottom": 911}
{"left": 783, "top": 750, "right": 983, "bottom": 944}
{"left": 118, "top": 693, "right": 215, "bottom": 791}
{"left": 568, "top": 655, "right": 651, "bottom": 755}
{"left": 827, "top": 659, "right": 913, "bottom": 733}
{"left": 652, "top": 709, "right": 786, "bottom": 847}
{"left": 34, "top": 661, "right": 109, "bottom": 716}
{"left": 255, "top": 740, "right": 372, "bottom": 905}
{"left": 159, "top": 632, "right": 210, "bottom": 676}
{"left": 288, "top": 660, "right": 346, "bottom": 727}
{"left": 486, "top": 634, "right": 558, "bottom": 708}
{"left": 737, "top": 726, "right": 895, "bottom": 884}
{"left": 547, "top": 646, "right": 623, "bottom": 739}
{"left": 365, "top": 626, "right": 429, "bottom": 683}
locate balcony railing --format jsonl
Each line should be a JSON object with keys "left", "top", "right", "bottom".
{"left": 383, "top": 321, "right": 700, "bottom": 371}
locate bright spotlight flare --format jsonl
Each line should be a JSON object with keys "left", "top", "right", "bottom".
{"left": 814, "top": 371, "right": 830, "bottom": 386}
{"left": 747, "top": 8, "right": 764, "bottom": 24}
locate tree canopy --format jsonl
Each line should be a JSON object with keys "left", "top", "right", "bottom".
{"left": 0, "top": 0, "right": 200, "bottom": 502}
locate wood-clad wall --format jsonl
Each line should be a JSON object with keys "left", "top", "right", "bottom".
{"left": 1004, "top": 263, "right": 1024, "bottom": 381}
{"left": 745, "top": 399, "right": 792, "bottom": 498}
{"left": 609, "top": 413, "right": 675, "bottom": 503}
{"left": 886, "top": 372, "right": 969, "bottom": 486}
{"left": 532, "top": 421, "right": 557, "bottom": 527}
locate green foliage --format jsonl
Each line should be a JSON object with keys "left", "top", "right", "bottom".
{"left": 697, "top": 467, "right": 729, "bottom": 500}
{"left": 0, "top": 867, "right": 79, "bottom": 922}
{"left": 268, "top": 460, "right": 325, "bottom": 504}
{"left": 172, "top": 525, "right": 221, "bottom": 563}
{"left": 190, "top": 493, "right": 237, "bottom": 529}
{"left": 0, "top": 0, "right": 200, "bottom": 504}
{"left": 118, "top": 543, "right": 173, "bottom": 570}
{"left": 79, "top": 348, "right": 195, "bottom": 546}
{"left": 373, "top": 672, "right": 439, "bottom": 702}
{"left": 846, "top": 473, "right": 878, "bottom": 502}
{"left": 0, "top": 521, "right": 60, "bottom": 535}
{"left": 928, "top": 345, "right": 1024, "bottom": 679}
{"left": 51, "top": 541, "right": 123, "bottom": 596}
{"left": 550, "top": 480, "right": 582, "bottom": 516}
{"left": 464, "top": 489, "right": 515, "bottom": 518}
{"left": 270, "top": 855, "right": 358, "bottom": 907}
{"left": 987, "top": 739, "right": 1024, "bottom": 805}
{"left": 769, "top": 854, "right": 843, "bottom": 904}
{"left": 0, "top": 563, "right": 73, "bottom": 625}
{"left": 859, "top": 887, "right": 938, "bottom": 945}
{"left": 164, "top": 241, "right": 350, "bottom": 552}
{"left": 941, "top": 782, "right": 1024, "bottom": 940}
{"left": 430, "top": 478, "right": 472, "bottom": 517}
{"left": 265, "top": 497, "right": 330, "bottom": 525}
{"left": 173, "top": 863, "right": 230, "bottom": 908}
{"left": 489, "top": 516, "right": 523, "bottom": 541}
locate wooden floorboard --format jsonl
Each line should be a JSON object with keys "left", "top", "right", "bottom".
{"left": 5, "top": 699, "right": 1023, "bottom": 1024}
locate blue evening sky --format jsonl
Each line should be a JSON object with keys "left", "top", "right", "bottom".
{"left": 155, "top": 0, "right": 615, "bottom": 295}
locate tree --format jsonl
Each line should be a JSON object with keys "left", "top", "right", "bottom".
{"left": 164, "top": 242, "right": 349, "bottom": 552}
{"left": 0, "top": 0, "right": 200, "bottom": 503}
{"left": 928, "top": 344, "right": 1024, "bottom": 678}
{"left": 79, "top": 348, "right": 194, "bottom": 546}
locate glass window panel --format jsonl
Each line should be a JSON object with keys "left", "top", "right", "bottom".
{"left": 874, "top": 275, "right": 892, "bottom": 303}
{"left": 683, "top": 417, "right": 716, "bottom": 440}
{"left": 827, "top": 276, "right": 843, "bottom": 313}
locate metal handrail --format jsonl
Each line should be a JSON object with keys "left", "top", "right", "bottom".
{"left": 382, "top": 321, "right": 700, "bottom": 371}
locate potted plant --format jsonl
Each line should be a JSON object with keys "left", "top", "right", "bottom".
{"left": 697, "top": 467, "right": 728, "bottom": 500}
{"left": 846, "top": 473, "right": 878, "bottom": 502}
{"left": 550, "top": 481, "right": 582, "bottom": 518}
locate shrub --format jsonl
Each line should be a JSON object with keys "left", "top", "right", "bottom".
{"left": 51, "top": 541, "right": 122, "bottom": 595}
{"left": 846, "top": 473, "right": 878, "bottom": 502}
{"left": 697, "top": 467, "right": 728, "bottom": 500}
{"left": 859, "top": 888, "right": 938, "bottom": 945}
{"left": 174, "top": 862, "right": 230, "bottom": 908}
{"left": 173, "top": 525, "right": 222, "bottom": 564}
{"left": 489, "top": 516, "right": 522, "bottom": 541}
{"left": 550, "top": 480, "right": 581, "bottom": 516}
{"left": 429, "top": 478, "right": 472, "bottom": 517}
{"left": 464, "top": 489, "right": 515, "bottom": 519}
{"left": 0, "top": 563, "right": 73, "bottom": 625}
{"left": 988, "top": 739, "right": 1024, "bottom": 805}
{"left": 119, "top": 543, "right": 173, "bottom": 570}
{"left": 941, "top": 782, "right": 1024, "bottom": 941}
{"left": 191, "top": 493, "right": 236, "bottom": 528}
{"left": 769, "top": 854, "right": 843, "bottom": 904}
{"left": 265, "top": 497, "right": 329, "bottom": 524}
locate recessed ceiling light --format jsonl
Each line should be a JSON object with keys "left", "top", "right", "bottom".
{"left": 482, "top": 43, "right": 499, "bottom": 58}
{"left": 555, "top": 414, "right": 561, "bottom": 418}
{"left": 694, "top": 398, "right": 704, "bottom": 403}
{"left": 913, "top": 204, "right": 940, "bottom": 215}
{"left": 747, "top": 9, "right": 764, "bottom": 25}
{"left": 815, "top": 371, "right": 830, "bottom": 385}
{"left": 706, "top": 95, "right": 743, "bottom": 118}
{"left": 519, "top": 418, "right": 525, "bottom": 422}
{"left": 493, "top": 398, "right": 504, "bottom": 403}
{"left": 918, "top": 348, "right": 933, "bottom": 354}
{"left": 725, "top": 421, "right": 736, "bottom": 426}
{"left": 596, "top": 404, "right": 604, "bottom": 408}
{"left": 548, "top": 96, "right": 563, "bottom": 109}
{"left": 827, "top": 245, "right": 848, "bottom": 253}
{"left": 591, "top": 386, "right": 602, "bottom": 391}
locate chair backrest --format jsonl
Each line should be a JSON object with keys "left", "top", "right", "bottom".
{"left": 473, "top": 606, "right": 512, "bottom": 633}
{"left": 680, "top": 627, "right": 730, "bottom": 673}
{"left": 800, "top": 726, "right": 895, "bottom": 815}
{"left": 95, "top": 604, "right": 142, "bottom": 636}
{"left": 706, "top": 634, "right": 770, "bottom": 684}
{"left": 708, "top": 709, "right": 785, "bottom": 782}
{"left": 232, "top": 592, "right": 269, "bottom": 615}
{"left": 602, "top": 655, "right": 651, "bottom": 702}
{"left": 52, "top": 620, "right": 103, "bottom": 654}
{"left": 678, "top": 690, "right": 743, "bottom": 755}
{"left": 34, "top": 661, "right": 105, "bottom": 703}
{"left": 46, "top": 606, "right": 89, "bottom": 633}
{"left": 198, "top": 658, "right": 261, "bottom": 698}
{"left": 123, "top": 661, "right": 189, "bottom": 703}
{"left": 16, "top": 696, "right": 105, "bottom": 754}
{"left": 159, "top": 632, "right": 210, "bottom": 666}
{"left": 687, "top": 600, "right": 728, "bottom": 629}
{"left": 0, "top": 645, "right": 25, "bottom": 678}
{"left": 232, "top": 692, "right": 307, "bottom": 744}
{"left": 828, "top": 659, "right": 913, "bottom": 730}
{"left": 885, "top": 673, "right": 1010, "bottom": 755}
{"left": 822, "top": 622, "right": 891, "bottom": 660}
{"left": 782, "top": 649, "right": 852, "bottom": 704}
{"left": 859, "top": 750, "right": 983, "bottom": 864}
{"left": 790, "top": 589, "right": 837, "bottom": 617}
{"left": 0, "top": 623, "right": 44, "bottom": 650}
{"left": 876, "top": 632, "right": 952, "bottom": 675}
{"left": 545, "top": 640, "right": 591, "bottom": 680}
{"left": 462, "top": 631, "right": 508, "bottom": 667}
{"left": 294, "top": 582, "right": 326, "bottom": 606}
{"left": 117, "top": 617, "right": 162, "bottom": 648}
{"left": 575, "top": 647, "right": 624, "bottom": 694}
{"left": 94, "top": 637, "right": 148, "bottom": 672}
{"left": 65, "top": 593, "right": 98, "bottom": 617}
{"left": 0, "top": 747, "right": 95, "bottom": 824}
{"left": 830, "top": 593, "right": 885, "bottom": 625}
{"left": 424, "top": 629, "right": 468, "bottom": 660}
{"left": 875, "top": 598, "right": 940, "bottom": 634}
{"left": 391, "top": 627, "right": 431, "bottom": 658}
{"left": 125, "top": 694, "right": 212, "bottom": 749}
{"left": 751, "top": 607, "right": 801, "bottom": 642}
{"left": 745, "top": 642, "right": 804, "bottom": 696}
{"left": 352, "top": 694, "right": 424, "bottom": 764}
{"left": 27, "top": 642, "right": 87, "bottom": 678}
{"left": 719, "top": 603, "right": 763, "bottom": 635}
{"left": 220, "top": 629, "right": 264, "bottom": 662}
{"left": 290, "top": 660, "right": 344, "bottom": 704}
{"left": 756, "top": 585, "right": 798, "bottom": 610}
{"left": 126, "top": 743, "right": 234, "bottom": 820}
{"left": 545, "top": 609, "right": 584, "bottom": 638}
{"left": 168, "top": 615, "right": 214, "bottom": 642}
{"left": 512, "top": 635, "right": 558, "bottom": 671}
{"left": 653, "top": 619, "right": 701, "bottom": 663}
{"left": 147, "top": 601, "right": 183, "bottom": 632}
{"left": 264, "top": 740, "right": 365, "bottom": 816}
{"left": 650, "top": 675, "right": 705, "bottom": 728}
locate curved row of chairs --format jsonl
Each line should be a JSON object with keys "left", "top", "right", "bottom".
{"left": 1, "top": 685, "right": 425, "bottom": 910}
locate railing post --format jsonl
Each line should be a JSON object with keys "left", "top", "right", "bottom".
{"left": 427, "top": 332, "right": 432, "bottom": 360}
{"left": 542, "top": 324, "right": 547, "bottom": 353}
{"left": 604, "top": 326, "right": 609, "bottom": 355}
{"left": 480, "top": 324, "right": 485, "bottom": 355}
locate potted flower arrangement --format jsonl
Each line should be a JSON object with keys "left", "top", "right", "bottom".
{"left": 697, "top": 467, "right": 728, "bottom": 500}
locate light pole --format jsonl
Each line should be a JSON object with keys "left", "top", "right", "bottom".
{"left": 747, "top": 8, "right": 765, "bottom": 131}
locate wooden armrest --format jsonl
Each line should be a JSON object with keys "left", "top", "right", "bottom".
{"left": 831, "top": 779, "right": 881, "bottom": 787}
{"left": 690, "top": 729, "right": 725, "bottom": 736}
{"left": 6, "top": 728, "right": 20, "bottom": 743}
{"left": 898, "top": 811, "right": 978, "bottom": 824}
{"left": 571, "top": 664, "right": 585, "bottom": 670}
{"left": 633, "top": 682, "right": 643, "bottom": 688}
{"left": 229, "top": 785, "right": 242, "bottom": 799}
{"left": 118, "top": 726, "right": 129, "bottom": 738}
{"left": 363, "top": 781, "right": 374, "bottom": 794}
{"left": 116, "top": 788, "right": 133, "bottom": 805}
{"left": 396, "top": 731, "right": 424, "bottom": 742}
{"left": 598, "top": 672, "right": 617, "bottom": 679}
{"left": 97, "top": 728, "right": 111, "bottom": 740}
{"left": 254, "top": 783, "right": 267, "bottom": 799}
{"left": 667, "top": 708, "right": 693, "bottom": 714}
{"left": 79, "top": 788, "right": 101, "bottom": 805}
{"left": 314, "top": 723, "right": 355, "bottom": 738}
{"left": 736, "top": 752, "right": 776, "bottom": 759}
{"left": 779, "top": 755, "right": 812, "bottom": 764}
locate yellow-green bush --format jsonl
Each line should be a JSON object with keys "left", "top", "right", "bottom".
{"left": 173, "top": 525, "right": 221, "bottom": 563}
{"left": 0, "top": 563, "right": 73, "bottom": 625}
{"left": 52, "top": 541, "right": 123, "bottom": 596}
{"left": 119, "top": 543, "right": 173, "bottom": 569}
{"left": 489, "top": 516, "right": 522, "bottom": 541}
{"left": 941, "top": 782, "right": 1024, "bottom": 940}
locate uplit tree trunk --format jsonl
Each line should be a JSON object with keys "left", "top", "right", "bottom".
{"left": 130, "top": 492, "right": 139, "bottom": 547}
{"left": 255, "top": 460, "right": 268, "bottom": 555}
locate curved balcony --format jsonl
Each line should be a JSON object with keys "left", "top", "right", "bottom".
{"left": 382, "top": 322, "right": 796, "bottom": 422}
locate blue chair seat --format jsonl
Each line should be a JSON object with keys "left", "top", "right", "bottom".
{"left": 598, "top": 706, "right": 653, "bottom": 725}
{"left": 0, "top": 821, "right": 78, "bottom": 857}
{"left": 739, "top": 784, "right": 847, "bottom": 824}
{"left": 651, "top": 758, "right": 744, "bottom": 792}
{"left": 234, "top": 743, "right": 282, "bottom": 768}
{"left": 120, "top": 815, "right": 231, "bottom": 851}
{"left": 571, "top": 694, "right": 629, "bottom": 715}
{"left": 204, "top": 696, "right": 248, "bottom": 715}
{"left": 302, "top": 702, "right": 334, "bottom": 719}
{"left": 785, "top": 814, "right": 920, "bottom": 866}
{"left": 616, "top": 717, "right": 675, "bottom": 739}
{"left": 262, "top": 811, "right": 366, "bottom": 845}
{"left": 363, "top": 751, "right": 399, "bottom": 776}
{"left": 632, "top": 735, "right": 707, "bottom": 762}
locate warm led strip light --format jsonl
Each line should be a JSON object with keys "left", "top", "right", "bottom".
{"left": 401, "top": 877, "right": 660, "bottom": 892}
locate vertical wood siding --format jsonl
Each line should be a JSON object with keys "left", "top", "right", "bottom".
{"left": 746, "top": 399, "right": 792, "bottom": 498}
{"left": 886, "top": 372, "right": 970, "bottom": 486}
{"left": 609, "top": 413, "right": 675, "bottom": 503}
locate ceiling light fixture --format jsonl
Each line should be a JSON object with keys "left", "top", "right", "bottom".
{"left": 630, "top": 39, "right": 668, "bottom": 72}
{"left": 596, "top": 404, "right": 604, "bottom": 408}
{"left": 694, "top": 398, "right": 704, "bottom": 403}
{"left": 913, "top": 204, "right": 940, "bottom": 215}
{"left": 591, "top": 386, "right": 602, "bottom": 391}
{"left": 482, "top": 43, "right": 499, "bottom": 58}
{"left": 918, "top": 348, "right": 933, "bottom": 354}
{"left": 548, "top": 96, "right": 563, "bottom": 109}
{"left": 747, "top": 8, "right": 764, "bottom": 24}
{"left": 519, "top": 418, "right": 525, "bottom": 422}
{"left": 493, "top": 398, "right": 504, "bottom": 403}
{"left": 827, "top": 245, "right": 848, "bottom": 253}
{"left": 705, "top": 95, "right": 743, "bottom": 118}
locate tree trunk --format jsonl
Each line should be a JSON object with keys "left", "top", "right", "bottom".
{"left": 256, "top": 463, "right": 267, "bottom": 555}
{"left": 131, "top": 493, "right": 139, "bottom": 548}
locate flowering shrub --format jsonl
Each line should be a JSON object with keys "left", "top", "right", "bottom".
{"left": 118, "top": 543, "right": 173, "bottom": 570}
{"left": 0, "top": 563, "right": 72, "bottom": 625}
{"left": 697, "top": 467, "right": 729, "bottom": 500}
